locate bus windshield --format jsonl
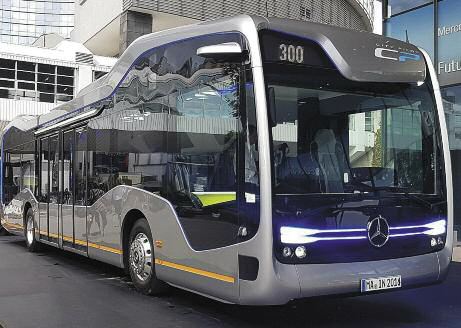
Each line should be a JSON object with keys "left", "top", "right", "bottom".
{"left": 264, "top": 63, "right": 445, "bottom": 198}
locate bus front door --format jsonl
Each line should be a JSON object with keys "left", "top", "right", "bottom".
{"left": 38, "top": 138, "right": 48, "bottom": 241}
{"left": 61, "top": 130, "right": 74, "bottom": 249}
{"left": 48, "top": 134, "right": 60, "bottom": 244}
{"left": 38, "top": 135, "right": 59, "bottom": 245}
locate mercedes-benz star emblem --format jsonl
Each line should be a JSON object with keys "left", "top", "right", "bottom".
{"left": 367, "top": 215, "right": 390, "bottom": 248}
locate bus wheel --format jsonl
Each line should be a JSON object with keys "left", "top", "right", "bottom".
{"left": 128, "top": 218, "right": 167, "bottom": 295}
{"left": 0, "top": 225, "right": 8, "bottom": 236}
{"left": 25, "top": 208, "right": 40, "bottom": 252}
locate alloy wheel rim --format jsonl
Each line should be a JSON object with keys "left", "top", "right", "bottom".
{"left": 26, "top": 215, "right": 34, "bottom": 245}
{"left": 129, "top": 233, "right": 153, "bottom": 282}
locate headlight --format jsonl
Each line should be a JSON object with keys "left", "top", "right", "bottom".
{"left": 295, "top": 246, "right": 307, "bottom": 259}
{"left": 282, "top": 247, "right": 292, "bottom": 257}
{"left": 422, "top": 220, "right": 446, "bottom": 236}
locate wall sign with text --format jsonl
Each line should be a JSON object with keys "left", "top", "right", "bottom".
{"left": 438, "top": 0, "right": 461, "bottom": 86}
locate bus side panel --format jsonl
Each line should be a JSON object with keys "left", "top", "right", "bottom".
{"left": 86, "top": 190, "right": 124, "bottom": 267}
{"left": 88, "top": 248, "right": 121, "bottom": 268}
{"left": 99, "top": 186, "right": 240, "bottom": 303}
{"left": 2, "top": 189, "right": 38, "bottom": 236}
{"left": 74, "top": 205, "right": 88, "bottom": 252}
{"left": 38, "top": 202, "right": 47, "bottom": 238}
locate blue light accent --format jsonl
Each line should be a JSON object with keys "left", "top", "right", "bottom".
{"left": 399, "top": 52, "right": 421, "bottom": 62}
{"left": 390, "top": 232, "right": 423, "bottom": 238}
{"left": 280, "top": 219, "right": 446, "bottom": 244}
{"left": 390, "top": 219, "right": 446, "bottom": 236}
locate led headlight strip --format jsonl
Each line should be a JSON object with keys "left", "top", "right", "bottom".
{"left": 280, "top": 219, "right": 446, "bottom": 244}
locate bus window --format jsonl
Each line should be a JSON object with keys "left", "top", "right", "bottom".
{"left": 163, "top": 41, "right": 243, "bottom": 250}
{"left": 3, "top": 150, "right": 21, "bottom": 204}
{"left": 87, "top": 120, "right": 111, "bottom": 206}
{"left": 111, "top": 33, "right": 251, "bottom": 250}
{"left": 110, "top": 107, "right": 168, "bottom": 195}
{"left": 21, "top": 142, "right": 35, "bottom": 193}
{"left": 167, "top": 72, "right": 241, "bottom": 250}
{"left": 63, "top": 130, "right": 74, "bottom": 205}
{"left": 48, "top": 135, "right": 59, "bottom": 204}
{"left": 40, "top": 138, "right": 49, "bottom": 203}
{"left": 241, "top": 73, "right": 260, "bottom": 240}
{"left": 75, "top": 129, "right": 87, "bottom": 206}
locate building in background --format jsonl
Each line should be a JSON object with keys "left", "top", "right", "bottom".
{"left": 383, "top": 0, "right": 461, "bottom": 234}
{"left": 71, "top": 0, "right": 376, "bottom": 57}
{"left": 0, "top": 0, "right": 74, "bottom": 45}
{"left": 0, "top": 40, "right": 117, "bottom": 128}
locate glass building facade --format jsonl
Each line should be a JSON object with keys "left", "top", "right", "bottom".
{"left": 0, "top": 0, "right": 74, "bottom": 45}
{"left": 384, "top": 0, "right": 461, "bottom": 234}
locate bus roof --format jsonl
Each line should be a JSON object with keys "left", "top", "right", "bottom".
{"left": 27, "top": 15, "right": 428, "bottom": 134}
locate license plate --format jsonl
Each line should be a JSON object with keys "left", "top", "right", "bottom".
{"left": 360, "top": 275, "right": 402, "bottom": 292}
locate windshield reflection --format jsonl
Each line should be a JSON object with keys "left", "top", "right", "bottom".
{"left": 266, "top": 66, "right": 444, "bottom": 197}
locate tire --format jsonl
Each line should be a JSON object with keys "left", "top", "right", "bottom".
{"left": 128, "top": 218, "right": 167, "bottom": 295}
{"left": 0, "top": 224, "right": 8, "bottom": 236}
{"left": 24, "top": 208, "right": 40, "bottom": 252}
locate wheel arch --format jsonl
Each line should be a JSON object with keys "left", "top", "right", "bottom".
{"left": 22, "top": 202, "right": 32, "bottom": 233}
{"left": 121, "top": 208, "right": 147, "bottom": 269}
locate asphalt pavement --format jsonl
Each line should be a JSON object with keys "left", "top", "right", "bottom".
{"left": 0, "top": 234, "right": 460, "bottom": 328}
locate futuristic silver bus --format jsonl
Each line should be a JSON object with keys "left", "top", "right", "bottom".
{"left": 0, "top": 15, "right": 453, "bottom": 305}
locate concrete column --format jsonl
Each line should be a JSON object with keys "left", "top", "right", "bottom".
{"left": 76, "top": 64, "right": 93, "bottom": 95}
{"left": 119, "top": 10, "right": 153, "bottom": 54}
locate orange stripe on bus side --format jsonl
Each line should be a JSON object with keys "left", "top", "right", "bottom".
{"left": 3, "top": 222, "right": 23, "bottom": 229}
{"left": 74, "top": 239, "right": 87, "bottom": 246}
{"left": 35, "top": 231, "right": 122, "bottom": 255}
{"left": 88, "top": 242, "right": 123, "bottom": 255}
{"left": 2, "top": 222, "right": 121, "bottom": 255}
{"left": 62, "top": 236, "right": 73, "bottom": 242}
{"left": 155, "top": 259, "right": 235, "bottom": 283}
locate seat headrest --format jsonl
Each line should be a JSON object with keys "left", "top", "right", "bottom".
{"left": 314, "top": 129, "right": 337, "bottom": 152}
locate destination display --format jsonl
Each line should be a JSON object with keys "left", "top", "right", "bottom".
{"left": 259, "top": 31, "right": 334, "bottom": 68}
{"left": 259, "top": 27, "right": 426, "bottom": 83}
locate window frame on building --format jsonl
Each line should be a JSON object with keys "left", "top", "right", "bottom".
{"left": 0, "top": 58, "right": 75, "bottom": 104}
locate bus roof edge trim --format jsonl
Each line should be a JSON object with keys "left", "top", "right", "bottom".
{"left": 34, "top": 109, "right": 99, "bottom": 135}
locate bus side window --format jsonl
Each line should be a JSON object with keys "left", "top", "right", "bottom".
{"left": 40, "top": 138, "right": 49, "bottom": 203}
{"left": 110, "top": 47, "right": 169, "bottom": 197}
{"left": 87, "top": 118, "right": 110, "bottom": 206}
{"left": 160, "top": 34, "right": 245, "bottom": 250}
{"left": 241, "top": 74, "right": 260, "bottom": 240}
{"left": 88, "top": 33, "right": 255, "bottom": 250}
{"left": 75, "top": 129, "right": 87, "bottom": 206}
{"left": 2, "top": 150, "right": 15, "bottom": 203}
{"left": 21, "top": 141, "right": 35, "bottom": 194}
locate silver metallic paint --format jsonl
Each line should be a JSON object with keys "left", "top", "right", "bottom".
{"left": 61, "top": 204, "right": 73, "bottom": 243}
{"left": 2, "top": 189, "right": 38, "bottom": 238}
{"left": 258, "top": 17, "right": 426, "bottom": 83}
{"left": 38, "top": 202, "right": 47, "bottom": 238}
{"left": 419, "top": 48, "right": 454, "bottom": 278}
{"left": 113, "top": 186, "right": 239, "bottom": 302}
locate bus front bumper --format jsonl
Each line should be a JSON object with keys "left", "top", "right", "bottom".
{"left": 239, "top": 248, "right": 450, "bottom": 305}
{"left": 295, "top": 252, "right": 441, "bottom": 299}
